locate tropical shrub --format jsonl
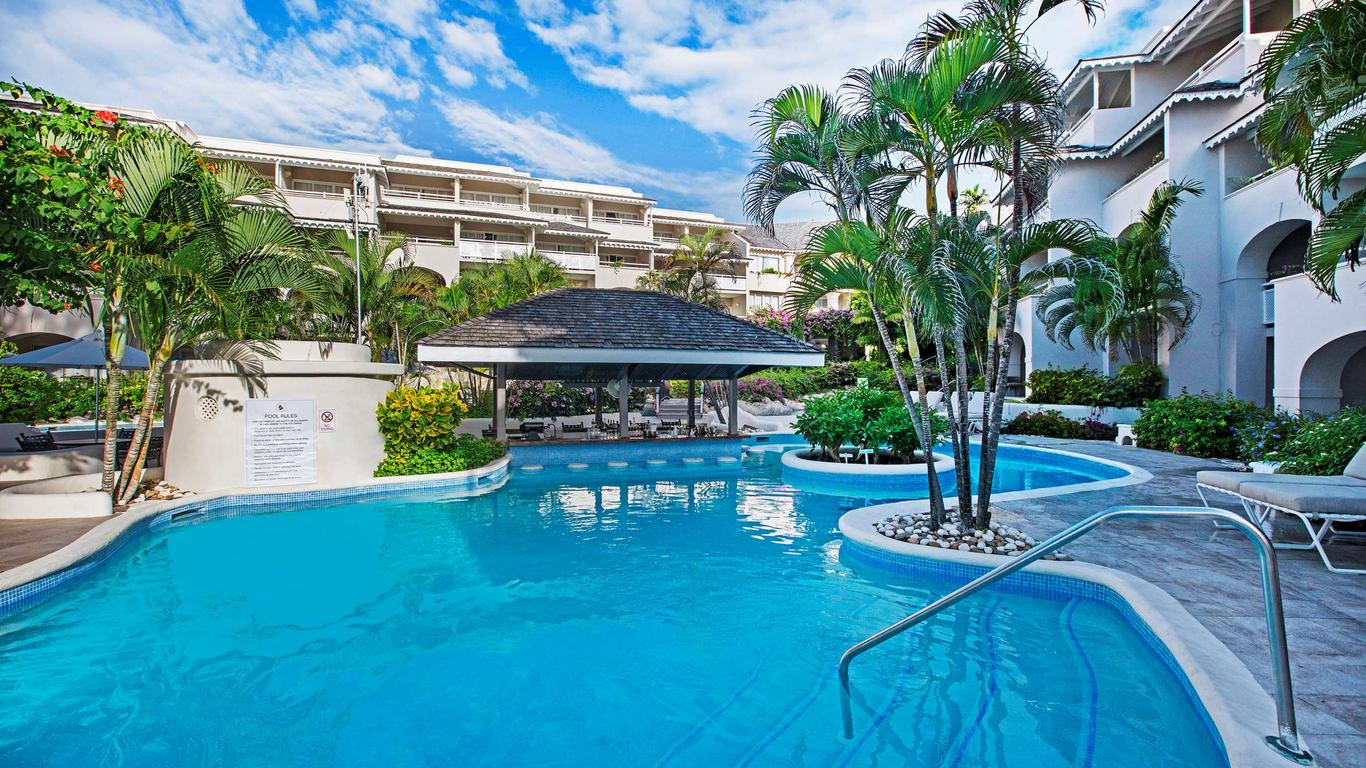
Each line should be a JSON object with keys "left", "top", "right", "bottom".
{"left": 1026, "top": 366, "right": 1110, "bottom": 406}
{"left": 1267, "top": 406, "right": 1366, "bottom": 476}
{"left": 795, "top": 386, "right": 944, "bottom": 462}
{"left": 1003, "top": 409, "right": 1118, "bottom": 441}
{"left": 376, "top": 384, "right": 469, "bottom": 453}
{"left": 0, "top": 342, "right": 152, "bottom": 423}
{"left": 805, "top": 308, "right": 856, "bottom": 341}
{"left": 1236, "top": 409, "right": 1310, "bottom": 463}
{"left": 375, "top": 435, "right": 505, "bottom": 477}
{"left": 737, "top": 377, "right": 784, "bottom": 402}
{"left": 748, "top": 307, "right": 804, "bottom": 338}
{"left": 1132, "top": 391, "right": 1265, "bottom": 458}
{"left": 1025, "top": 363, "right": 1164, "bottom": 407}
{"left": 1108, "top": 362, "right": 1165, "bottom": 406}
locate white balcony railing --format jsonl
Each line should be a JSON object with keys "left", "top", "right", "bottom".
{"left": 285, "top": 186, "right": 346, "bottom": 199}
{"left": 459, "top": 239, "right": 532, "bottom": 261}
{"left": 536, "top": 211, "right": 590, "bottom": 225}
{"left": 386, "top": 187, "right": 456, "bottom": 203}
{"left": 541, "top": 250, "right": 596, "bottom": 271}
{"left": 459, "top": 195, "right": 526, "bottom": 211}
{"left": 593, "top": 214, "right": 645, "bottom": 226}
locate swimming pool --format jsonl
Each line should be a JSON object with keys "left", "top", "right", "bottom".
{"left": 0, "top": 449, "right": 1225, "bottom": 767}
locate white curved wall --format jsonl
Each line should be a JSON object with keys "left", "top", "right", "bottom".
{"left": 162, "top": 343, "right": 402, "bottom": 492}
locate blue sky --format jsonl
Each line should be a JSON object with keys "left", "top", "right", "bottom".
{"left": 1, "top": 0, "right": 1188, "bottom": 220}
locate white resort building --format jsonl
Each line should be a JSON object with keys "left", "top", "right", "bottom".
{"left": 1022, "top": 0, "right": 1366, "bottom": 413}
{"left": 0, "top": 105, "right": 822, "bottom": 353}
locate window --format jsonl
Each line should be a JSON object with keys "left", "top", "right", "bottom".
{"left": 292, "top": 180, "right": 346, "bottom": 196}
{"left": 460, "top": 191, "right": 521, "bottom": 206}
{"left": 531, "top": 204, "right": 581, "bottom": 217}
{"left": 753, "top": 254, "right": 782, "bottom": 273}
{"left": 750, "top": 293, "right": 782, "bottom": 309}
{"left": 466, "top": 231, "right": 526, "bottom": 243}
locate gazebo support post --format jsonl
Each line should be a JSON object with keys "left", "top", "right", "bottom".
{"left": 594, "top": 387, "right": 603, "bottom": 427}
{"left": 617, "top": 371, "right": 630, "bottom": 441}
{"left": 728, "top": 375, "right": 739, "bottom": 437}
{"left": 687, "top": 378, "right": 696, "bottom": 432}
{"left": 494, "top": 364, "right": 507, "bottom": 442}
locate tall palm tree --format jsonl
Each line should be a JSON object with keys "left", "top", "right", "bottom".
{"left": 790, "top": 210, "right": 963, "bottom": 524}
{"left": 1036, "top": 180, "right": 1202, "bottom": 364}
{"left": 1254, "top": 0, "right": 1366, "bottom": 298}
{"left": 113, "top": 159, "right": 320, "bottom": 503}
{"left": 313, "top": 231, "right": 439, "bottom": 361}
{"left": 433, "top": 250, "right": 568, "bottom": 325}
{"left": 637, "top": 228, "right": 737, "bottom": 309}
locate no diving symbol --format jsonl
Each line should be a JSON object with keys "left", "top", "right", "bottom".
{"left": 320, "top": 409, "right": 336, "bottom": 432}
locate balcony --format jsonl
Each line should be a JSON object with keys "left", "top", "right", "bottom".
{"left": 281, "top": 186, "right": 350, "bottom": 222}
{"left": 383, "top": 187, "right": 458, "bottom": 209}
{"left": 540, "top": 249, "right": 596, "bottom": 272}
{"left": 459, "top": 239, "right": 532, "bottom": 262}
{"left": 534, "top": 210, "right": 589, "bottom": 225}
{"left": 406, "top": 238, "right": 460, "bottom": 281}
{"left": 592, "top": 213, "right": 644, "bottom": 226}
{"left": 459, "top": 194, "right": 527, "bottom": 211}
{"left": 713, "top": 273, "right": 746, "bottom": 293}
{"left": 748, "top": 270, "right": 788, "bottom": 294}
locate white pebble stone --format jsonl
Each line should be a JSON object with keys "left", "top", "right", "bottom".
{"left": 983, "top": 547, "right": 994, "bottom": 555}
{"left": 957, "top": 544, "right": 970, "bottom": 552}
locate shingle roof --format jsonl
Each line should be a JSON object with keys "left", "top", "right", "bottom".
{"left": 422, "top": 288, "right": 820, "bottom": 354}
{"left": 1173, "top": 80, "right": 1238, "bottom": 94}
{"left": 543, "top": 221, "right": 609, "bottom": 238}
{"left": 738, "top": 226, "right": 789, "bottom": 250}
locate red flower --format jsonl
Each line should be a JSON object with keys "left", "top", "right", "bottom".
{"left": 95, "top": 110, "right": 119, "bottom": 126}
{"left": 90, "top": 262, "right": 101, "bottom": 273}
{"left": 48, "top": 144, "right": 71, "bottom": 158}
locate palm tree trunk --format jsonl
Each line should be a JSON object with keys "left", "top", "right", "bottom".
{"left": 975, "top": 271, "right": 1021, "bottom": 529}
{"left": 114, "top": 364, "right": 163, "bottom": 505}
{"left": 900, "top": 315, "right": 948, "bottom": 526}
{"left": 100, "top": 306, "right": 123, "bottom": 495}
{"left": 951, "top": 330, "right": 974, "bottom": 525}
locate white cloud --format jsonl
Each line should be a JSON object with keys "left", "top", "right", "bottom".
{"left": 438, "top": 97, "right": 745, "bottom": 213}
{"left": 517, "top": 0, "right": 1192, "bottom": 142}
{"left": 0, "top": 0, "right": 424, "bottom": 154}
{"left": 435, "top": 15, "right": 531, "bottom": 91}
{"left": 283, "top": 0, "right": 319, "bottom": 21}
{"left": 355, "top": 0, "right": 435, "bottom": 36}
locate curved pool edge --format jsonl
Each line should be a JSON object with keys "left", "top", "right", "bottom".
{"left": 0, "top": 456, "right": 512, "bottom": 617}
{"left": 839, "top": 504, "right": 1295, "bottom": 767}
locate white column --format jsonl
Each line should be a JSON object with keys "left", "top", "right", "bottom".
{"left": 522, "top": 186, "right": 530, "bottom": 210}
{"left": 494, "top": 364, "right": 507, "bottom": 442}
{"left": 274, "top": 161, "right": 284, "bottom": 188}
{"left": 584, "top": 197, "right": 594, "bottom": 224}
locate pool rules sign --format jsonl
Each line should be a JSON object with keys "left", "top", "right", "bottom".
{"left": 245, "top": 399, "right": 316, "bottom": 487}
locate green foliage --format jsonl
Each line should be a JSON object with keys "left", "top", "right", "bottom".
{"left": 795, "top": 386, "right": 943, "bottom": 461}
{"left": 744, "top": 361, "right": 897, "bottom": 401}
{"left": 0, "top": 82, "right": 126, "bottom": 310}
{"left": 1025, "top": 366, "right": 1110, "bottom": 406}
{"left": 1109, "top": 362, "right": 1165, "bottom": 407}
{"left": 1025, "top": 363, "right": 1164, "bottom": 407}
{"left": 375, "top": 384, "right": 469, "bottom": 454}
{"left": 1267, "top": 406, "right": 1366, "bottom": 476}
{"left": 1003, "top": 409, "right": 1118, "bottom": 441}
{"left": 1133, "top": 392, "right": 1266, "bottom": 458}
{"left": 374, "top": 435, "right": 505, "bottom": 478}
{"left": 1236, "top": 408, "right": 1309, "bottom": 463}
{"left": 0, "top": 342, "right": 152, "bottom": 423}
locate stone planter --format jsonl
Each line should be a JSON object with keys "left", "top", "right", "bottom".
{"left": 780, "top": 446, "right": 955, "bottom": 497}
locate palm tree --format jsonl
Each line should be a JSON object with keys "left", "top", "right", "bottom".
{"left": 433, "top": 250, "right": 569, "bottom": 325}
{"left": 1254, "top": 0, "right": 1366, "bottom": 298}
{"left": 1036, "top": 180, "right": 1202, "bottom": 364}
{"left": 790, "top": 211, "right": 961, "bottom": 524}
{"left": 113, "top": 159, "right": 320, "bottom": 503}
{"left": 636, "top": 228, "right": 736, "bottom": 309}
{"left": 313, "top": 231, "right": 439, "bottom": 362}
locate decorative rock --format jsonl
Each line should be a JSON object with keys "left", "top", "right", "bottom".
{"left": 957, "top": 543, "right": 970, "bottom": 552}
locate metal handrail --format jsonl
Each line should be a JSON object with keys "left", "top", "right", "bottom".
{"left": 838, "top": 505, "right": 1314, "bottom": 765}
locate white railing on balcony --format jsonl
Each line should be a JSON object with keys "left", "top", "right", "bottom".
{"left": 404, "top": 236, "right": 456, "bottom": 246}
{"left": 542, "top": 250, "right": 596, "bottom": 271}
{"left": 459, "top": 195, "right": 526, "bottom": 211}
{"left": 285, "top": 186, "right": 345, "bottom": 199}
{"left": 386, "top": 187, "right": 456, "bottom": 203}
{"left": 1262, "top": 286, "right": 1275, "bottom": 325}
{"left": 537, "top": 211, "right": 590, "bottom": 225}
{"left": 459, "top": 239, "right": 532, "bottom": 261}
{"left": 593, "top": 214, "right": 644, "bottom": 226}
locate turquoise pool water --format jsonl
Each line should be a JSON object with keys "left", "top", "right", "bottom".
{"left": 0, "top": 449, "right": 1225, "bottom": 767}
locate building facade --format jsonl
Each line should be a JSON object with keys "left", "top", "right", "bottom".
{"left": 1025, "top": 0, "right": 1365, "bottom": 413}
{"left": 1, "top": 106, "right": 821, "bottom": 353}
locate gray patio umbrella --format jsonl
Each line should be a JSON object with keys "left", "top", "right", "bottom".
{"left": 0, "top": 332, "right": 149, "bottom": 439}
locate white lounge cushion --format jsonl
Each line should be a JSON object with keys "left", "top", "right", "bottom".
{"left": 1196, "top": 470, "right": 1366, "bottom": 494}
{"left": 1343, "top": 443, "right": 1366, "bottom": 482}
{"left": 1239, "top": 482, "right": 1366, "bottom": 517}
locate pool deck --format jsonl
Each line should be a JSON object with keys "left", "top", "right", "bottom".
{"left": 991, "top": 436, "right": 1366, "bottom": 768}
{"left": 2, "top": 437, "right": 1362, "bottom": 764}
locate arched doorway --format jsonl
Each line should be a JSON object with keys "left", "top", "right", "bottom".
{"left": 1296, "top": 331, "right": 1366, "bottom": 414}
{"left": 1229, "top": 220, "right": 1311, "bottom": 406}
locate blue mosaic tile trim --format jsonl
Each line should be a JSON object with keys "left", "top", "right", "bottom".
{"left": 508, "top": 438, "right": 742, "bottom": 468}
{"left": 0, "top": 465, "right": 507, "bottom": 620}
{"left": 841, "top": 537, "right": 1229, "bottom": 759}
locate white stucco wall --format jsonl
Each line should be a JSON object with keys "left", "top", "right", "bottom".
{"left": 1272, "top": 265, "right": 1366, "bottom": 413}
{"left": 162, "top": 342, "right": 402, "bottom": 492}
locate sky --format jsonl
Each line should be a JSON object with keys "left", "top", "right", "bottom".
{"left": 0, "top": 0, "right": 1192, "bottom": 221}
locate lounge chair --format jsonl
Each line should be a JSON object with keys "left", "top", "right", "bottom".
{"left": 1197, "top": 444, "right": 1366, "bottom": 573}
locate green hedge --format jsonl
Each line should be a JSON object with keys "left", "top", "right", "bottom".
{"left": 1025, "top": 363, "right": 1163, "bottom": 408}
{"left": 375, "top": 384, "right": 504, "bottom": 477}
{"left": 1003, "top": 409, "right": 1119, "bottom": 441}
{"left": 1133, "top": 391, "right": 1265, "bottom": 458}
{"left": 794, "top": 387, "right": 947, "bottom": 461}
